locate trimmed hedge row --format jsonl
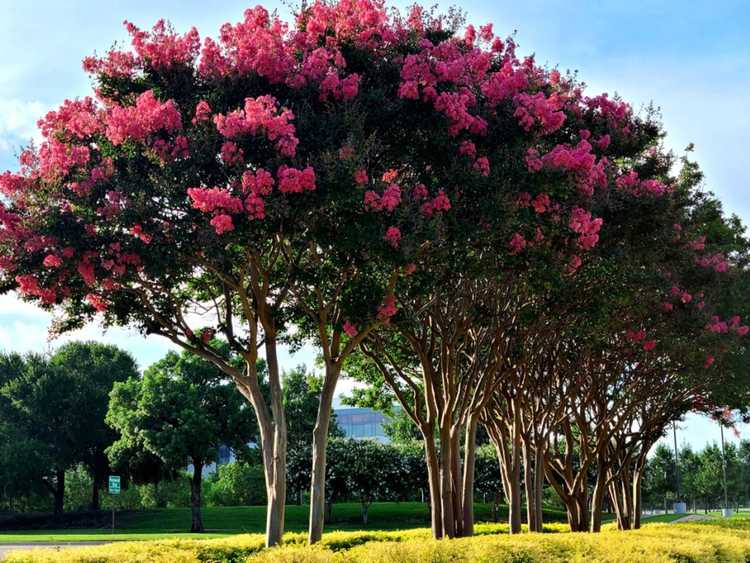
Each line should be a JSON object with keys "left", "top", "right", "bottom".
{"left": 7, "top": 520, "right": 750, "bottom": 562}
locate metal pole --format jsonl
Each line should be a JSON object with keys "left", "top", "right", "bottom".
{"left": 673, "top": 421, "right": 681, "bottom": 503}
{"left": 721, "top": 423, "right": 729, "bottom": 512}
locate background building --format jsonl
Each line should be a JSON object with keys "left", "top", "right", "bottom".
{"left": 334, "top": 407, "right": 389, "bottom": 443}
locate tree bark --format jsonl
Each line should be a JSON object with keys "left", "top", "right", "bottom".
{"left": 424, "top": 430, "right": 443, "bottom": 538}
{"left": 632, "top": 466, "right": 643, "bottom": 529}
{"left": 523, "top": 440, "right": 536, "bottom": 532}
{"left": 236, "top": 333, "right": 287, "bottom": 547}
{"left": 533, "top": 445, "right": 544, "bottom": 531}
{"left": 264, "top": 338, "right": 287, "bottom": 547}
{"left": 462, "top": 415, "right": 479, "bottom": 536}
{"left": 190, "top": 460, "right": 204, "bottom": 533}
{"left": 589, "top": 461, "right": 607, "bottom": 532}
{"left": 308, "top": 362, "right": 339, "bottom": 544}
{"left": 439, "top": 426, "right": 456, "bottom": 538}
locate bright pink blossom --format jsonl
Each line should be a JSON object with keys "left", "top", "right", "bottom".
{"left": 569, "top": 208, "right": 603, "bottom": 251}
{"left": 193, "top": 100, "right": 212, "bottom": 123}
{"left": 210, "top": 214, "right": 234, "bottom": 235}
{"left": 214, "top": 95, "right": 298, "bottom": 157}
{"left": 377, "top": 294, "right": 398, "bottom": 322}
{"left": 277, "top": 166, "right": 316, "bottom": 194}
{"left": 384, "top": 226, "right": 402, "bottom": 248}
{"left": 508, "top": 232, "right": 526, "bottom": 255}
{"left": 187, "top": 187, "right": 243, "bottom": 214}
{"left": 105, "top": 90, "right": 182, "bottom": 145}
{"left": 343, "top": 320, "right": 358, "bottom": 337}
{"left": 642, "top": 340, "right": 656, "bottom": 351}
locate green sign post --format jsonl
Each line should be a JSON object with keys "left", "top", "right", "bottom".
{"left": 108, "top": 475, "right": 121, "bottom": 494}
{"left": 108, "top": 475, "right": 120, "bottom": 531}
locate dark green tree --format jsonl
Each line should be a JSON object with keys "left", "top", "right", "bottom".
{"left": 106, "top": 344, "right": 257, "bottom": 532}
{"left": 0, "top": 343, "right": 136, "bottom": 519}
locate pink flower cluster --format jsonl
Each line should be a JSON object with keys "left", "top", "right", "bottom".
{"left": 384, "top": 226, "right": 402, "bottom": 248}
{"left": 187, "top": 187, "right": 244, "bottom": 214}
{"left": 513, "top": 92, "right": 566, "bottom": 135}
{"left": 526, "top": 140, "right": 607, "bottom": 197}
{"left": 15, "top": 274, "right": 57, "bottom": 304}
{"left": 105, "top": 90, "right": 182, "bottom": 145}
{"left": 365, "top": 184, "right": 401, "bottom": 212}
{"left": 198, "top": 7, "right": 294, "bottom": 82}
{"left": 37, "top": 97, "right": 103, "bottom": 141}
{"left": 38, "top": 141, "right": 91, "bottom": 181}
{"left": 696, "top": 253, "right": 729, "bottom": 273}
{"left": 706, "top": 315, "right": 749, "bottom": 336}
{"left": 320, "top": 72, "right": 361, "bottom": 102}
{"left": 569, "top": 208, "right": 603, "bottom": 250}
{"left": 626, "top": 329, "right": 656, "bottom": 351}
{"left": 377, "top": 294, "right": 398, "bottom": 321}
{"left": 517, "top": 192, "right": 552, "bottom": 214}
{"left": 125, "top": 19, "right": 200, "bottom": 70}
{"left": 277, "top": 166, "right": 316, "bottom": 194}
{"left": 420, "top": 189, "right": 451, "bottom": 217}
{"left": 615, "top": 171, "right": 668, "bottom": 197}
{"left": 214, "top": 95, "right": 298, "bottom": 157}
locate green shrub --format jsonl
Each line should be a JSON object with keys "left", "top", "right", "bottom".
{"left": 205, "top": 463, "right": 267, "bottom": 507}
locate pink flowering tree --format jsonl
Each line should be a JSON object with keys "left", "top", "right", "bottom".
{"left": 2, "top": 0, "right": 749, "bottom": 546}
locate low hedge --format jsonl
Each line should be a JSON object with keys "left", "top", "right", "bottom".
{"left": 7, "top": 520, "right": 750, "bottom": 562}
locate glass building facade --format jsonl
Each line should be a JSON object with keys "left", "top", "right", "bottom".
{"left": 334, "top": 407, "right": 389, "bottom": 443}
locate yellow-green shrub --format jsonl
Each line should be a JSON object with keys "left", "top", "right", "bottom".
{"left": 8, "top": 521, "right": 750, "bottom": 562}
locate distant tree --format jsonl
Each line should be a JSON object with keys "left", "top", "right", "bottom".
{"left": 679, "top": 445, "right": 701, "bottom": 512}
{"left": 0, "top": 343, "right": 136, "bottom": 519}
{"left": 205, "top": 462, "right": 266, "bottom": 507}
{"left": 49, "top": 341, "right": 138, "bottom": 509}
{"left": 283, "top": 366, "right": 343, "bottom": 505}
{"left": 284, "top": 366, "right": 343, "bottom": 451}
{"left": 695, "top": 444, "right": 725, "bottom": 512}
{"left": 643, "top": 444, "right": 676, "bottom": 511}
{"left": 344, "top": 439, "right": 403, "bottom": 525}
{"left": 107, "top": 344, "right": 257, "bottom": 532}
{"left": 473, "top": 444, "right": 504, "bottom": 522}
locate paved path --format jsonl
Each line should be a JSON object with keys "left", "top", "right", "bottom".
{"left": 669, "top": 514, "right": 715, "bottom": 524}
{"left": 0, "top": 541, "right": 110, "bottom": 561}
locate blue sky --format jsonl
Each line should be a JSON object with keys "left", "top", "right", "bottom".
{"left": 1, "top": 1, "right": 748, "bottom": 451}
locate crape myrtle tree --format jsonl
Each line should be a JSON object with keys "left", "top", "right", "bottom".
{"left": 343, "top": 62, "right": 675, "bottom": 539}
{"left": 106, "top": 343, "right": 257, "bottom": 532}
{"left": 487, "top": 156, "right": 750, "bottom": 532}
{"left": 0, "top": 0, "right": 611, "bottom": 544}
{"left": 2, "top": 0, "right": 748, "bottom": 544}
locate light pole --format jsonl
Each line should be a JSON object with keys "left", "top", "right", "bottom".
{"left": 672, "top": 421, "right": 686, "bottom": 513}
{"left": 720, "top": 423, "right": 732, "bottom": 517}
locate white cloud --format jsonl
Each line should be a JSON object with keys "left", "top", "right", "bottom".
{"left": 0, "top": 98, "right": 45, "bottom": 153}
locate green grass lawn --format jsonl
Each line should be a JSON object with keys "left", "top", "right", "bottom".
{"left": 0, "top": 502, "right": 568, "bottom": 543}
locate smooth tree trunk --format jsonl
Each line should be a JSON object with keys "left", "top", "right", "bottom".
{"left": 589, "top": 462, "right": 608, "bottom": 532}
{"left": 533, "top": 445, "right": 544, "bottom": 532}
{"left": 308, "top": 362, "right": 340, "bottom": 544}
{"left": 450, "top": 426, "right": 463, "bottom": 536}
{"left": 264, "top": 338, "right": 287, "bottom": 546}
{"left": 236, "top": 333, "right": 287, "bottom": 547}
{"left": 424, "top": 429, "right": 444, "bottom": 538}
{"left": 462, "top": 416, "right": 479, "bottom": 536}
{"left": 190, "top": 460, "right": 204, "bottom": 533}
{"left": 439, "top": 426, "right": 457, "bottom": 538}
{"left": 523, "top": 441, "right": 536, "bottom": 532}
